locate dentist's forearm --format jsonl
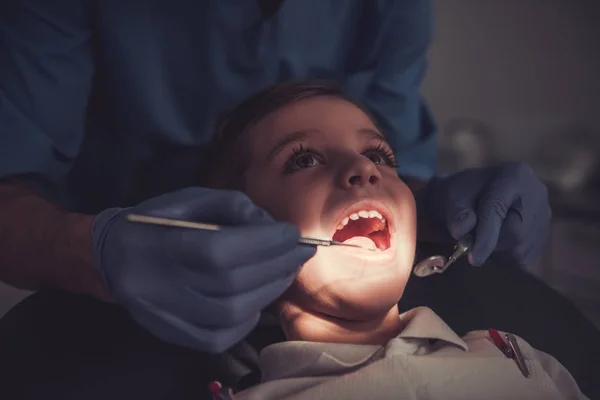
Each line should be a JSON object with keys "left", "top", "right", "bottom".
{"left": 0, "top": 179, "right": 113, "bottom": 301}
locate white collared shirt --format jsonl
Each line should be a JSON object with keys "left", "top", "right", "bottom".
{"left": 236, "top": 307, "right": 589, "bottom": 400}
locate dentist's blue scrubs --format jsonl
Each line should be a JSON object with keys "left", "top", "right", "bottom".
{"left": 0, "top": 0, "right": 436, "bottom": 215}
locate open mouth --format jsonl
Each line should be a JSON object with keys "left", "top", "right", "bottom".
{"left": 332, "top": 209, "right": 391, "bottom": 252}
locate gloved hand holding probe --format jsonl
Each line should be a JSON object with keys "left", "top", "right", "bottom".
{"left": 92, "top": 187, "right": 316, "bottom": 353}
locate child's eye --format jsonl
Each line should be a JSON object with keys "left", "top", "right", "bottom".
{"left": 366, "top": 153, "right": 387, "bottom": 164}
{"left": 294, "top": 154, "right": 319, "bottom": 168}
{"left": 284, "top": 146, "right": 322, "bottom": 173}
{"left": 363, "top": 144, "right": 397, "bottom": 168}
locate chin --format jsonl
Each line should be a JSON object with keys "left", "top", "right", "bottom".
{"left": 296, "top": 252, "right": 410, "bottom": 321}
{"left": 330, "top": 274, "right": 407, "bottom": 317}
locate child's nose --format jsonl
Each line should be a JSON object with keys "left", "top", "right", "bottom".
{"left": 340, "top": 157, "right": 382, "bottom": 188}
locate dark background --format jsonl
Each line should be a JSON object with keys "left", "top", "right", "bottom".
{"left": 2, "top": 0, "right": 600, "bottom": 330}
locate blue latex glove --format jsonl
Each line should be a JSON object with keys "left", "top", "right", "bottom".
{"left": 416, "top": 162, "right": 551, "bottom": 266}
{"left": 92, "top": 187, "right": 316, "bottom": 353}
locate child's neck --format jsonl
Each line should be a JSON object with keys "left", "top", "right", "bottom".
{"left": 277, "top": 303, "right": 405, "bottom": 345}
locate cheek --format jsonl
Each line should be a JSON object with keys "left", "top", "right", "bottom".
{"left": 398, "top": 189, "right": 417, "bottom": 235}
{"left": 285, "top": 183, "right": 331, "bottom": 234}
{"left": 388, "top": 175, "right": 417, "bottom": 224}
{"left": 394, "top": 184, "right": 418, "bottom": 262}
{"left": 243, "top": 170, "right": 327, "bottom": 231}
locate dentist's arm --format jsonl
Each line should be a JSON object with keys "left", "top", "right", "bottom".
{"left": 0, "top": 179, "right": 112, "bottom": 300}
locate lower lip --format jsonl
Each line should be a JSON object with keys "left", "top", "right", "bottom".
{"left": 330, "top": 233, "right": 396, "bottom": 263}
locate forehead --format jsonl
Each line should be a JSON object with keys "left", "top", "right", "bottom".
{"left": 244, "top": 96, "right": 379, "bottom": 148}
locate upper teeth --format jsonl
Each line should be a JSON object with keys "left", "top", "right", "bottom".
{"left": 336, "top": 210, "right": 386, "bottom": 230}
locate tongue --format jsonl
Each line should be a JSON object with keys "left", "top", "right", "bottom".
{"left": 342, "top": 236, "right": 377, "bottom": 251}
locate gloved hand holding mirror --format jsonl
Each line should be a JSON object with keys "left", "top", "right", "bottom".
{"left": 414, "top": 162, "right": 551, "bottom": 271}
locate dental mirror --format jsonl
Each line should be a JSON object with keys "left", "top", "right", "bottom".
{"left": 413, "top": 255, "right": 448, "bottom": 277}
{"left": 413, "top": 234, "right": 473, "bottom": 278}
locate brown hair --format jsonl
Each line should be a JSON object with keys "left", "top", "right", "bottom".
{"left": 202, "top": 80, "right": 377, "bottom": 190}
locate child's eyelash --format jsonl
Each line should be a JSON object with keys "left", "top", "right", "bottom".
{"left": 365, "top": 143, "right": 397, "bottom": 168}
{"left": 291, "top": 144, "right": 310, "bottom": 157}
{"left": 283, "top": 144, "right": 317, "bottom": 174}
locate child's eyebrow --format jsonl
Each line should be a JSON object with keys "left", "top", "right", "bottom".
{"left": 267, "top": 128, "right": 387, "bottom": 161}
{"left": 358, "top": 128, "right": 386, "bottom": 142}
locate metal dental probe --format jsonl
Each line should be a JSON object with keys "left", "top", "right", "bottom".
{"left": 126, "top": 214, "right": 375, "bottom": 251}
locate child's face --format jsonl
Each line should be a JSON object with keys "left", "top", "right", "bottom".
{"left": 240, "top": 96, "right": 416, "bottom": 322}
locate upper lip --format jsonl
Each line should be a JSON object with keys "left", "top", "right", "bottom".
{"left": 329, "top": 198, "right": 395, "bottom": 240}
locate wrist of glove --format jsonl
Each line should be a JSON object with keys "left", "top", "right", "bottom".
{"left": 415, "top": 162, "right": 551, "bottom": 267}
{"left": 92, "top": 207, "right": 129, "bottom": 295}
